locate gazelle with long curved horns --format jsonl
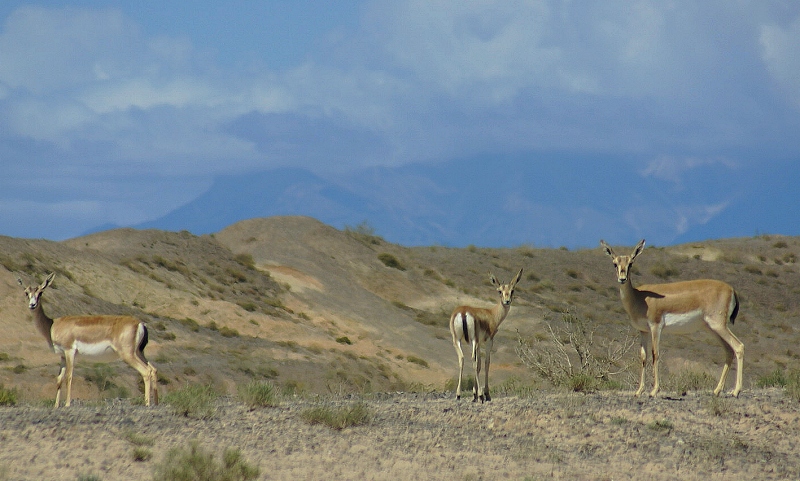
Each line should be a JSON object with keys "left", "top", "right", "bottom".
{"left": 600, "top": 239, "right": 744, "bottom": 397}
{"left": 450, "top": 268, "right": 523, "bottom": 402}
{"left": 19, "top": 273, "right": 158, "bottom": 407}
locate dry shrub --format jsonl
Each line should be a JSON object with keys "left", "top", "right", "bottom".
{"left": 516, "top": 311, "right": 636, "bottom": 392}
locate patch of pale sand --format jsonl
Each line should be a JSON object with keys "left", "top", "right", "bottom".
{"left": 674, "top": 245, "right": 724, "bottom": 261}
{"left": 260, "top": 264, "right": 324, "bottom": 293}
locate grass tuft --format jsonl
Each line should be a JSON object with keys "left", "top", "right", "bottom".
{"left": 152, "top": 440, "right": 259, "bottom": 481}
{"left": 0, "top": 384, "right": 19, "bottom": 406}
{"left": 300, "top": 402, "right": 374, "bottom": 430}
{"left": 164, "top": 384, "right": 218, "bottom": 419}
{"left": 238, "top": 381, "right": 279, "bottom": 409}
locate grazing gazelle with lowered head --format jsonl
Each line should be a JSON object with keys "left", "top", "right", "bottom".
{"left": 600, "top": 239, "right": 744, "bottom": 398}
{"left": 450, "top": 268, "right": 523, "bottom": 402}
{"left": 20, "top": 273, "right": 158, "bottom": 407}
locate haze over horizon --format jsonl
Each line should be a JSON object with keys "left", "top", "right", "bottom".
{"left": 2, "top": 2, "right": 800, "bottom": 248}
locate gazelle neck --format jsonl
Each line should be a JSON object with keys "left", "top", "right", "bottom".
{"left": 490, "top": 301, "right": 512, "bottom": 330}
{"left": 30, "top": 303, "right": 54, "bottom": 348}
{"left": 617, "top": 277, "right": 643, "bottom": 315}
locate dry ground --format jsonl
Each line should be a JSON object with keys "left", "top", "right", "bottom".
{"left": 0, "top": 388, "right": 798, "bottom": 481}
{"left": 0, "top": 216, "right": 799, "bottom": 480}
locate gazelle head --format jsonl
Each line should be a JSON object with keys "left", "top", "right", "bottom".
{"left": 600, "top": 239, "right": 645, "bottom": 284}
{"left": 18, "top": 272, "right": 55, "bottom": 310}
{"left": 490, "top": 268, "right": 523, "bottom": 306}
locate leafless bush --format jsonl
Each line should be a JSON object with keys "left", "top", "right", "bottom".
{"left": 516, "top": 311, "right": 637, "bottom": 391}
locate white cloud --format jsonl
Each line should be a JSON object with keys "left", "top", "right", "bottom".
{"left": 761, "top": 17, "right": 800, "bottom": 108}
{"left": 640, "top": 156, "right": 737, "bottom": 184}
{"left": 0, "top": 2, "right": 799, "bottom": 241}
{"left": 0, "top": 7, "right": 139, "bottom": 93}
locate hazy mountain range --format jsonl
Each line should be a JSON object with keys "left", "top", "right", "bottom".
{"left": 132, "top": 153, "right": 798, "bottom": 248}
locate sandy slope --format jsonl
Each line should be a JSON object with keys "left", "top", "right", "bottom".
{"left": 0, "top": 388, "right": 797, "bottom": 481}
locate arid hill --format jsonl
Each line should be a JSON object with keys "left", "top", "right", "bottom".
{"left": 0, "top": 215, "right": 797, "bottom": 402}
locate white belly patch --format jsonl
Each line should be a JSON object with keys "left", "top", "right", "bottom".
{"left": 663, "top": 309, "right": 704, "bottom": 333}
{"left": 75, "top": 340, "right": 116, "bottom": 356}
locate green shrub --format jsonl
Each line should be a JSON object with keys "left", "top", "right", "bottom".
{"left": 237, "top": 301, "right": 258, "bottom": 313}
{"left": 743, "top": 265, "right": 763, "bottom": 275}
{"left": 300, "top": 402, "right": 373, "bottom": 430}
{"left": 84, "top": 363, "right": 117, "bottom": 392}
{"left": 493, "top": 377, "right": 537, "bottom": 398}
{"left": 378, "top": 253, "right": 405, "bottom": 270}
{"left": 238, "top": 381, "right": 279, "bottom": 408}
{"left": 650, "top": 262, "right": 680, "bottom": 279}
{"left": 77, "top": 475, "right": 101, "bottom": 481}
{"left": 234, "top": 253, "right": 256, "bottom": 269}
{"left": 335, "top": 336, "right": 352, "bottom": 345}
{"left": 124, "top": 430, "right": 155, "bottom": 447}
{"left": 406, "top": 356, "right": 429, "bottom": 368}
{"left": 218, "top": 326, "right": 240, "bottom": 338}
{"left": 756, "top": 369, "right": 788, "bottom": 388}
{"left": 179, "top": 318, "right": 200, "bottom": 332}
{"left": 785, "top": 370, "right": 800, "bottom": 402}
{"left": 152, "top": 441, "right": 259, "bottom": 481}
{"left": 648, "top": 419, "right": 674, "bottom": 432}
{"left": 345, "top": 221, "right": 383, "bottom": 245}
{"left": 0, "top": 384, "right": 19, "bottom": 406}
{"left": 706, "top": 396, "right": 732, "bottom": 417}
{"left": 666, "top": 369, "right": 715, "bottom": 394}
{"left": 444, "top": 376, "right": 476, "bottom": 393}
{"left": 132, "top": 447, "right": 152, "bottom": 462}
{"left": 567, "top": 373, "right": 601, "bottom": 393}
{"left": 164, "top": 384, "right": 218, "bottom": 419}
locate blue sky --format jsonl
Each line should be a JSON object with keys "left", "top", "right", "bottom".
{"left": 2, "top": 2, "right": 800, "bottom": 246}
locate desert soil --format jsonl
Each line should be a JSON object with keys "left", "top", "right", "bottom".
{"left": 0, "top": 388, "right": 797, "bottom": 481}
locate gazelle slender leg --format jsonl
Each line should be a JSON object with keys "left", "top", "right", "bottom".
{"left": 122, "top": 351, "right": 159, "bottom": 406}
{"left": 63, "top": 349, "right": 76, "bottom": 407}
{"left": 649, "top": 324, "right": 664, "bottom": 397}
{"left": 482, "top": 338, "right": 493, "bottom": 402}
{"left": 149, "top": 363, "right": 159, "bottom": 405}
{"left": 453, "top": 339, "right": 465, "bottom": 400}
{"left": 635, "top": 332, "right": 648, "bottom": 397}
{"left": 54, "top": 364, "right": 66, "bottom": 408}
{"left": 733, "top": 343, "right": 744, "bottom": 397}
{"left": 711, "top": 325, "right": 745, "bottom": 397}
{"left": 472, "top": 340, "right": 482, "bottom": 402}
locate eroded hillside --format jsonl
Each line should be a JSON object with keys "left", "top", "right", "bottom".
{"left": 0, "top": 216, "right": 797, "bottom": 403}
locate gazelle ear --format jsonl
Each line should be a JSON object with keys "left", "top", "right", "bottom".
{"left": 17, "top": 277, "right": 24, "bottom": 287}
{"left": 511, "top": 268, "right": 523, "bottom": 287}
{"left": 42, "top": 272, "right": 55, "bottom": 289}
{"left": 631, "top": 239, "right": 646, "bottom": 260}
{"left": 489, "top": 273, "right": 499, "bottom": 287}
{"left": 600, "top": 240, "right": 615, "bottom": 258}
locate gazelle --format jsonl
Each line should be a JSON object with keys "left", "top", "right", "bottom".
{"left": 19, "top": 273, "right": 158, "bottom": 407}
{"left": 600, "top": 239, "right": 744, "bottom": 397}
{"left": 450, "top": 268, "right": 523, "bottom": 402}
